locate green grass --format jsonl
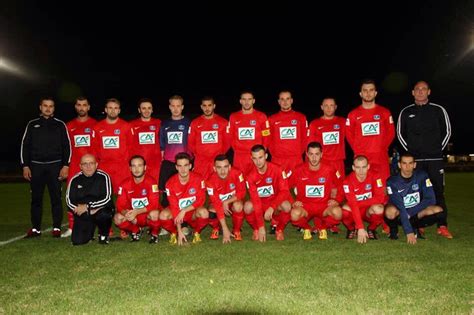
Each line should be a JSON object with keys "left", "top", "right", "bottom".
{"left": 0, "top": 173, "right": 473, "bottom": 313}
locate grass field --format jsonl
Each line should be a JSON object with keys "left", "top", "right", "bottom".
{"left": 0, "top": 173, "right": 473, "bottom": 313}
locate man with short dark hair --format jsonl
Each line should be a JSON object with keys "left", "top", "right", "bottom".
{"left": 66, "top": 154, "right": 114, "bottom": 245}
{"left": 21, "top": 97, "right": 71, "bottom": 238}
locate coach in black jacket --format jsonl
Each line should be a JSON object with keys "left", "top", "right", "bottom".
{"left": 20, "top": 97, "right": 71, "bottom": 238}
{"left": 66, "top": 154, "right": 114, "bottom": 245}
{"left": 396, "top": 81, "right": 452, "bottom": 237}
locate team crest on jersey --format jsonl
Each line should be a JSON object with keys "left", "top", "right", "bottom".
{"left": 291, "top": 119, "right": 297, "bottom": 125}
{"left": 412, "top": 184, "right": 419, "bottom": 191}
{"left": 189, "top": 188, "right": 196, "bottom": 195}
{"left": 365, "top": 184, "right": 372, "bottom": 190}
{"left": 373, "top": 115, "right": 380, "bottom": 120}
{"left": 318, "top": 177, "right": 326, "bottom": 183}
{"left": 141, "top": 189, "right": 147, "bottom": 196}
{"left": 114, "top": 129, "right": 120, "bottom": 135}
{"left": 334, "top": 124, "right": 340, "bottom": 130}
{"left": 229, "top": 183, "right": 236, "bottom": 189}
{"left": 250, "top": 120, "right": 256, "bottom": 126}
{"left": 265, "top": 177, "right": 273, "bottom": 184}
{"left": 178, "top": 125, "right": 185, "bottom": 130}
{"left": 85, "top": 128, "right": 91, "bottom": 133}
{"left": 149, "top": 125, "right": 156, "bottom": 131}
{"left": 212, "top": 124, "right": 219, "bottom": 129}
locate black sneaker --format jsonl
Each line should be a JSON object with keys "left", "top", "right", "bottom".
{"left": 389, "top": 227, "right": 399, "bottom": 240}
{"left": 149, "top": 235, "right": 159, "bottom": 244}
{"left": 346, "top": 229, "right": 356, "bottom": 239}
{"left": 25, "top": 228, "right": 41, "bottom": 238}
{"left": 98, "top": 235, "right": 110, "bottom": 245}
{"left": 131, "top": 233, "right": 140, "bottom": 242}
{"left": 367, "top": 229, "right": 378, "bottom": 240}
{"left": 270, "top": 225, "right": 277, "bottom": 235}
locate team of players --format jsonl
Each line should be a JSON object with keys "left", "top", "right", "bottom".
{"left": 61, "top": 80, "right": 452, "bottom": 245}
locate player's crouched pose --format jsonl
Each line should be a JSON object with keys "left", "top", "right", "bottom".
{"left": 384, "top": 152, "right": 451, "bottom": 244}
{"left": 66, "top": 154, "right": 114, "bottom": 245}
{"left": 245, "top": 145, "right": 292, "bottom": 242}
{"left": 114, "top": 155, "right": 162, "bottom": 244}
{"left": 161, "top": 152, "right": 209, "bottom": 246}
{"left": 206, "top": 155, "right": 247, "bottom": 243}
{"left": 289, "top": 142, "right": 343, "bottom": 240}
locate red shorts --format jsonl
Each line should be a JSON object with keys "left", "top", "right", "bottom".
{"left": 300, "top": 202, "right": 327, "bottom": 219}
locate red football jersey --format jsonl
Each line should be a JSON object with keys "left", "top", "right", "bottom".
{"left": 116, "top": 174, "right": 160, "bottom": 213}
{"left": 345, "top": 104, "right": 395, "bottom": 155}
{"left": 227, "top": 109, "right": 270, "bottom": 153}
{"left": 129, "top": 117, "right": 161, "bottom": 161}
{"left": 206, "top": 168, "right": 246, "bottom": 220}
{"left": 267, "top": 110, "right": 307, "bottom": 158}
{"left": 92, "top": 118, "right": 133, "bottom": 163}
{"left": 66, "top": 117, "right": 97, "bottom": 179}
{"left": 189, "top": 114, "right": 229, "bottom": 158}
{"left": 165, "top": 172, "right": 206, "bottom": 218}
{"left": 342, "top": 171, "right": 386, "bottom": 229}
{"left": 246, "top": 162, "right": 290, "bottom": 228}
{"left": 308, "top": 116, "right": 346, "bottom": 161}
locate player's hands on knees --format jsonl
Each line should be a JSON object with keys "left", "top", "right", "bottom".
{"left": 292, "top": 201, "right": 303, "bottom": 208}
{"left": 174, "top": 211, "right": 185, "bottom": 225}
{"left": 406, "top": 233, "right": 417, "bottom": 245}
{"left": 23, "top": 167, "right": 32, "bottom": 181}
{"left": 258, "top": 226, "right": 266, "bottom": 242}
{"left": 177, "top": 231, "right": 187, "bottom": 246}
{"left": 125, "top": 210, "right": 137, "bottom": 221}
{"left": 357, "top": 229, "right": 368, "bottom": 244}
{"left": 327, "top": 199, "right": 339, "bottom": 207}
{"left": 264, "top": 207, "right": 274, "bottom": 221}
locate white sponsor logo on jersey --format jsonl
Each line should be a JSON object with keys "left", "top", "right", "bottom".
{"left": 356, "top": 192, "right": 372, "bottom": 201}
{"left": 102, "top": 136, "right": 120, "bottom": 149}
{"left": 322, "top": 131, "right": 339, "bottom": 145}
{"left": 361, "top": 122, "right": 380, "bottom": 136}
{"left": 403, "top": 192, "right": 420, "bottom": 208}
{"left": 131, "top": 197, "right": 149, "bottom": 209}
{"left": 139, "top": 132, "right": 155, "bottom": 144}
{"left": 279, "top": 127, "right": 297, "bottom": 140}
{"left": 219, "top": 191, "right": 235, "bottom": 201}
{"left": 257, "top": 185, "right": 274, "bottom": 197}
{"left": 305, "top": 185, "right": 325, "bottom": 198}
{"left": 179, "top": 196, "right": 196, "bottom": 210}
{"left": 167, "top": 131, "right": 183, "bottom": 144}
{"left": 201, "top": 131, "right": 218, "bottom": 144}
{"left": 238, "top": 127, "right": 255, "bottom": 140}
{"left": 74, "top": 134, "right": 91, "bottom": 147}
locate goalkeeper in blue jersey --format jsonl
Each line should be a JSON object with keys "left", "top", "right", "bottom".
{"left": 384, "top": 152, "right": 450, "bottom": 244}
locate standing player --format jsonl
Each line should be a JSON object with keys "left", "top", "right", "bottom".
{"left": 129, "top": 98, "right": 161, "bottom": 180}
{"left": 267, "top": 90, "right": 307, "bottom": 176}
{"left": 206, "top": 155, "right": 247, "bottom": 243}
{"left": 341, "top": 155, "right": 386, "bottom": 243}
{"left": 397, "top": 81, "right": 452, "bottom": 237}
{"left": 114, "top": 155, "right": 161, "bottom": 243}
{"left": 160, "top": 153, "right": 209, "bottom": 246}
{"left": 289, "top": 142, "right": 343, "bottom": 240}
{"left": 346, "top": 79, "right": 395, "bottom": 181}
{"left": 188, "top": 96, "right": 229, "bottom": 179}
{"left": 159, "top": 95, "right": 191, "bottom": 207}
{"left": 245, "top": 145, "right": 292, "bottom": 242}
{"left": 227, "top": 91, "right": 271, "bottom": 174}
{"left": 63, "top": 96, "right": 97, "bottom": 238}
{"left": 92, "top": 98, "right": 133, "bottom": 193}
{"left": 385, "top": 152, "right": 449, "bottom": 244}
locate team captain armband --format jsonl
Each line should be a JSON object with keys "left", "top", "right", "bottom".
{"left": 262, "top": 129, "right": 270, "bottom": 136}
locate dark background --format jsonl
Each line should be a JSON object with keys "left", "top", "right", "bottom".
{"left": 1, "top": 1, "right": 473, "bottom": 173}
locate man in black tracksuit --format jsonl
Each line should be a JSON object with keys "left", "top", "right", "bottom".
{"left": 66, "top": 154, "right": 114, "bottom": 245}
{"left": 20, "top": 97, "right": 71, "bottom": 238}
{"left": 396, "top": 81, "right": 453, "bottom": 238}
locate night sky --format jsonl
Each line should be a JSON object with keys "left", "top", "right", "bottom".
{"left": 1, "top": 1, "right": 473, "bottom": 173}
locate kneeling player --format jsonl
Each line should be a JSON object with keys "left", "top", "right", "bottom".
{"left": 342, "top": 155, "right": 386, "bottom": 243}
{"left": 114, "top": 155, "right": 161, "bottom": 243}
{"left": 289, "top": 142, "right": 343, "bottom": 240}
{"left": 245, "top": 145, "right": 292, "bottom": 242}
{"left": 385, "top": 152, "right": 451, "bottom": 244}
{"left": 161, "top": 152, "right": 209, "bottom": 246}
{"left": 206, "top": 155, "right": 247, "bottom": 243}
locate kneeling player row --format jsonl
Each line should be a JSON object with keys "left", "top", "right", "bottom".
{"left": 66, "top": 144, "right": 452, "bottom": 246}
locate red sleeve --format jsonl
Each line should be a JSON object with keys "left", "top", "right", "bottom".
{"left": 300, "top": 115, "right": 308, "bottom": 155}
{"left": 343, "top": 180, "right": 364, "bottom": 230}
{"left": 345, "top": 113, "right": 355, "bottom": 149}
{"left": 261, "top": 115, "right": 271, "bottom": 148}
{"left": 270, "top": 168, "right": 291, "bottom": 210}
{"left": 91, "top": 127, "right": 100, "bottom": 161}
{"left": 165, "top": 180, "right": 180, "bottom": 218}
{"left": 116, "top": 182, "right": 129, "bottom": 213}
{"left": 220, "top": 117, "right": 230, "bottom": 154}
{"left": 384, "top": 110, "right": 395, "bottom": 149}
{"left": 333, "top": 170, "right": 344, "bottom": 204}
{"left": 372, "top": 176, "right": 387, "bottom": 205}
{"left": 247, "top": 177, "right": 264, "bottom": 228}
{"left": 193, "top": 179, "right": 206, "bottom": 209}
{"left": 146, "top": 179, "right": 160, "bottom": 212}
{"left": 235, "top": 171, "right": 247, "bottom": 201}
{"left": 126, "top": 124, "right": 134, "bottom": 160}
{"left": 188, "top": 120, "right": 197, "bottom": 155}
{"left": 206, "top": 180, "right": 225, "bottom": 220}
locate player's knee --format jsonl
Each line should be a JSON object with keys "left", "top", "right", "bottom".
{"left": 159, "top": 208, "right": 172, "bottom": 220}
{"left": 342, "top": 203, "right": 351, "bottom": 212}
{"left": 280, "top": 200, "right": 292, "bottom": 213}
{"left": 243, "top": 201, "right": 253, "bottom": 214}
{"left": 384, "top": 205, "right": 398, "bottom": 220}
{"left": 148, "top": 210, "right": 159, "bottom": 221}
{"left": 433, "top": 205, "right": 443, "bottom": 214}
{"left": 371, "top": 204, "right": 384, "bottom": 215}
{"left": 233, "top": 201, "right": 243, "bottom": 212}
{"left": 291, "top": 208, "right": 303, "bottom": 221}
{"left": 196, "top": 207, "right": 209, "bottom": 219}
{"left": 331, "top": 206, "right": 342, "bottom": 220}
{"left": 113, "top": 213, "right": 124, "bottom": 225}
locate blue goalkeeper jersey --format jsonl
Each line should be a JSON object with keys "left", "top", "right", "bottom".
{"left": 386, "top": 170, "right": 436, "bottom": 234}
